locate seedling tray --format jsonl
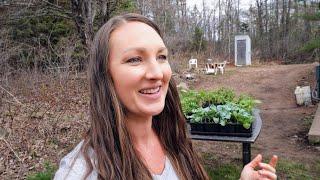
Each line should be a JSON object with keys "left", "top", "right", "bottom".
{"left": 189, "top": 123, "right": 253, "bottom": 137}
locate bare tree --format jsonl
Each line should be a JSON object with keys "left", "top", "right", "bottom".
{"left": 71, "top": 0, "right": 95, "bottom": 49}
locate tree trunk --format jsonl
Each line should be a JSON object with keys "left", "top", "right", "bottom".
{"left": 218, "top": 0, "right": 221, "bottom": 42}
{"left": 256, "top": 0, "right": 264, "bottom": 59}
{"left": 303, "top": 0, "right": 311, "bottom": 41}
{"left": 274, "top": 0, "right": 279, "bottom": 58}
{"left": 71, "top": 0, "right": 95, "bottom": 50}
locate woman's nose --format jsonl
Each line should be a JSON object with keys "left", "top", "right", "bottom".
{"left": 145, "top": 60, "right": 163, "bottom": 80}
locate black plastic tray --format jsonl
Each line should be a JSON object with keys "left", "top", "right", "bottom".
{"left": 189, "top": 123, "right": 253, "bottom": 137}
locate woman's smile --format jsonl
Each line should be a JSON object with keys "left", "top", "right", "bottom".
{"left": 139, "top": 86, "right": 161, "bottom": 94}
{"left": 138, "top": 86, "right": 162, "bottom": 99}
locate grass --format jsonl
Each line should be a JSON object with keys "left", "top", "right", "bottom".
{"left": 315, "top": 160, "right": 320, "bottom": 176}
{"left": 27, "top": 162, "right": 57, "bottom": 180}
{"left": 206, "top": 164, "right": 241, "bottom": 180}
{"left": 203, "top": 153, "right": 320, "bottom": 180}
{"left": 302, "top": 115, "right": 314, "bottom": 128}
{"left": 202, "top": 152, "right": 242, "bottom": 180}
{"left": 277, "top": 159, "right": 314, "bottom": 180}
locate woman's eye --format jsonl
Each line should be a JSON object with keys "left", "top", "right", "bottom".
{"left": 126, "top": 57, "right": 142, "bottom": 64}
{"left": 157, "top": 55, "right": 167, "bottom": 61}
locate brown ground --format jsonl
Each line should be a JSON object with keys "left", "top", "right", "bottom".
{"left": 0, "top": 62, "right": 319, "bottom": 179}
{"left": 184, "top": 63, "right": 320, "bottom": 167}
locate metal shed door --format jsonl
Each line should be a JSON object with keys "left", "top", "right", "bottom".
{"left": 237, "top": 40, "right": 246, "bottom": 65}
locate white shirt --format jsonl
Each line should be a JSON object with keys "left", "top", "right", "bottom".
{"left": 151, "top": 156, "right": 179, "bottom": 180}
{"left": 54, "top": 141, "right": 179, "bottom": 180}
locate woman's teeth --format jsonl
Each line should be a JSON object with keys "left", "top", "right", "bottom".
{"left": 139, "top": 87, "right": 160, "bottom": 94}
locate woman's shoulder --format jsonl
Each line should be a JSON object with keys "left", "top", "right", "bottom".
{"left": 54, "top": 140, "right": 97, "bottom": 180}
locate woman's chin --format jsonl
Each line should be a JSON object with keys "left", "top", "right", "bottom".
{"left": 141, "top": 104, "right": 165, "bottom": 117}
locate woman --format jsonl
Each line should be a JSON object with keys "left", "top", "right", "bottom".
{"left": 54, "top": 13, "right": 277, "bottom": 180}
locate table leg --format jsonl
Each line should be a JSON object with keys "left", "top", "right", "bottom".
{"left": 242, "top": 143, "right": 251, "bottom": 167}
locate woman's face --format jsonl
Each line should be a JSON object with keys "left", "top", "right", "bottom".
{"left": 108, "top": 21, "right": 172, "bottom": 119}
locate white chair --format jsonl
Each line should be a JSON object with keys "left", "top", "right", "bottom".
{"left": 205, "top": 63, "right": 217, "bottom": 75}
{"left": 217, "top": 61, "right": 227, "bottom": 74}
{"left": 188, "top": 59, "right": 197, "bottom": 69}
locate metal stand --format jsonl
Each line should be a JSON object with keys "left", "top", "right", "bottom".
{"left": 190, "top": 109, "right": 262, "bottom": 167}
{"left": 242, "top": 143, "right": 251, "bottom": 167}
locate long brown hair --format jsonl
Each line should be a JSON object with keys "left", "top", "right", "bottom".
{"left": 82, "top": 13, "right": 208, "bottom": 180}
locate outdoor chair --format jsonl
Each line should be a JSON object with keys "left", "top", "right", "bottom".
{"left": 217, "top": 61, "right": 227, "bottom": 74}
{"left": 205, "top": 63, "right": 217, "bottom": 75}
{"left": 188, "top": 59, "right": 198, "bottom": 69}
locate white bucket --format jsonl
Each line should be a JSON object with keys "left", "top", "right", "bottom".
{"left": 294, "top": 86, "right": 312, "bottom": 106}
{"left": 302, "top": 86, "right": 312, "bottom": 105}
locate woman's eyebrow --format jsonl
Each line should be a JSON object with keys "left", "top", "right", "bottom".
{"left": 158, "top": 47, "right": 168, "bottom": 53}
{"left": 123, "top": 47, "right": 168, "bottom": 53}
{"left": 123, "top": 47, "right": 146, "bottom": 53}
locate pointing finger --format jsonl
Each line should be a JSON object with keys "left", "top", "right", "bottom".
{"left": 268, "top": 155, "right": 278, "bottom": 168}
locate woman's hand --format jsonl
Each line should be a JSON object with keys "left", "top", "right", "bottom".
{"left": 240, "top": 154, "right": 278, "bottom": 180}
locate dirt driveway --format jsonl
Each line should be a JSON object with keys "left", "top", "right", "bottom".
{"left": 182, "top": 62, "right": 320, "bottom": 165}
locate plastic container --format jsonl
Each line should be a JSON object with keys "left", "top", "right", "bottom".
{"left": 294, "top": 86, "right": 311, "bottom": 106}
{"left": 189, "top": 123, "right": 252, "bottom": 137}
{"left": 302, "top": 86, "right": 312, "bottom": 105}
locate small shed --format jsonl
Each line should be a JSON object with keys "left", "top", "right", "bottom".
{"left": 235, "top": 35, "right": 251, "bottom": 66}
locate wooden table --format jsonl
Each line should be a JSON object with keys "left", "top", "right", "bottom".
{"left": 189, "top": 109, "right": 262, "bottom": 167}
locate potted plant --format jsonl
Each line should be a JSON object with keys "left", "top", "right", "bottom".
{"left": 180, "top": 88, "right": 257, "bottom": 137}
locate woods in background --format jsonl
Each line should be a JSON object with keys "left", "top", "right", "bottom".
{"left": 0, "top": 0, "right": 319, "bottom": 75}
